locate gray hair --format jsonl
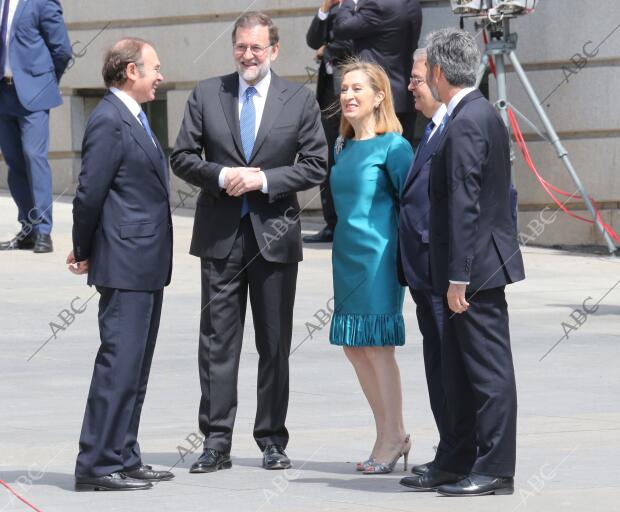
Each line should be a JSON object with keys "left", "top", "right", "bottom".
{"left": 412, "top": 48, "right": 427, "bottom": 61}
{"left": 424, "top": 28, "right": 480, "bottom": 87}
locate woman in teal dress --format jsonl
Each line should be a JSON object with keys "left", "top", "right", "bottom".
{"left": 329, "top": 60, "right": 414, "bottom": 474}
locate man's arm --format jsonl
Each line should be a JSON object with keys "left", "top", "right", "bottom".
{"left": 262, "top": 90, "right": 328, "bottom": 202}
{"left": 306, "top": 11, "right": 328, "bottom": 50}
{"left": 39, "top": 0, "right": 72, "bottom": 81}
{"left": 170, "top": 84, "right": 223, "bottom": 198}
{"left": 445, "top": 116, "right": 486, "bottom": 284}
{"left": 72, "top": 111, "right": 123, "bottom": 262}
{"left": 332, "top": 0, "right": 383, "bottom": 40}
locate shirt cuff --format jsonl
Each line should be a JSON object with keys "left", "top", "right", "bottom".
{"left": 218, "top": 167, "right": 230, "bottom": 189}
{"left": 317, "top": 8, "right": 329, "bottom": 20}
{"left": 260, "top": 171, "right": 268, "bottom": 193}
{"left": 449, "top": 280, "right": 470, "bottom": 285}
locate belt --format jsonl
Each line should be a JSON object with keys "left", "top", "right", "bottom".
{"left": 1, "top": 76, "right": 14, "bottom": 85}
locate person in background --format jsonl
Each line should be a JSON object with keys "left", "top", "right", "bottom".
{"left": 303, "top": 0, "right": 353, "bottom": 244}
{"left": 0, "top": 0, "right": 71, "bottom": 253}
{"left": 332, "top": 0, "right": 422, "bottom": 145}
{"left": 329, "top": 60, "right": 413, "bottom": 475}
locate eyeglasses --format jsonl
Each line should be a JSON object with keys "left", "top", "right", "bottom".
{"left": 135, "top": 62, "right": 162, "bottom": 75}
{"left": 233, "top": 43, "right": 273, "bottom": 56}
{"left": 409, "top": 77, "right": 425, "bottom": 88}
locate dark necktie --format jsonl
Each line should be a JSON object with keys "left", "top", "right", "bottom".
{"left": 239, "top": 86, "right": 257, "bottom": 217}
{"left": 0, "top": 0, "right": 11, "bottom": 78}
{"left": 420, "top": 120, "right": 435, "bottom": 149}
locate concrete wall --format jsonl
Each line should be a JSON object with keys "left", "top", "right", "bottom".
{"left": 1, "top": 0, "right": 618, "bottom": 248}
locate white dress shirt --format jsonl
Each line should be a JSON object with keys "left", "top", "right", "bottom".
{"left": 1, "top": 0, "right": 21, "bottom": 77}
{"left": 109, "top": 87, "right": 155, "bottom": 145}
{"left": 218, "top": 71, "right": 271, "bottom": 193}
{"left": 445, "top": 86, "right": 476, "bottom": 286}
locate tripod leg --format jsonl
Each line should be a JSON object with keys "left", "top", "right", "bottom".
{"left": 475, "top": 53, "right": 489, "bottom": 89}
{"left": 508, "top": 50, "right": 617, "bottom": 253}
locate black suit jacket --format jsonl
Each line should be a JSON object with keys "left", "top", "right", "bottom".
{"left": 429, "top": 90, "right": 525, "bottom": 295}
{"left": 398, "top": 124, "right": 444, "bottom": 291}
{"left": 72, "top": 92, "right": 173, "bottom": 291}
{"left": 333, "top": 0, "right": 422, "bottom": 114}
{"left": 306, "top": 7, "right": 353, "bottom": 110}
{"left": 170, "top": 72, "right": 328, "bottom": 264}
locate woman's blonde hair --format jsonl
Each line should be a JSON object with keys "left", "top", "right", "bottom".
{"left": 335, "top": 59, "right": 402, "bottom": 139}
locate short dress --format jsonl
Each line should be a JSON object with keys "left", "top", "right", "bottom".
{"left": 329, "top": 132, "right": 414, "bottom": 346}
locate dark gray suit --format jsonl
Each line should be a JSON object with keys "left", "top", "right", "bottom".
{"left": 73, "top": 92, "right": 172, "bottom": 478}
{"left": 171, "top": 71, "right": 327, "bottom": 452}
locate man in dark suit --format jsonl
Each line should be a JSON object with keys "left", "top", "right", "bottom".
{"left": 397, "top": 48, "right": 453, "bottom": 483}
{"left": 332, "top": 0, "right": 422, "bottom": 144}
{"left": 403, "top": 28, "right": 525, "bottom": 497}
{"left": 170, "top": 12, "right": 327, "bottom": 473}
{"left": 303, "top": 0, "right": 352, "bottom": 244}
{"left": 0, "top": 0, "right": 71, "bottom": 253}
{"left": 68, "top": 38, "right": 174, "bottom": 491}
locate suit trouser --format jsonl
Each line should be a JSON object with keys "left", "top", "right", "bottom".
{"left": 408, "top": 288, "right": 456, "bottom": 463}
{"left": 0, "top": 83, "right": 53, "bottom": 235}
{"left": 198, "top": 216, "right": 298, "bottom": 453}
{"left": 75, "top": 287, "right": 163, "bottom": 478}
{"left": 437, "top": 286, "right": 517, "bottom": 477}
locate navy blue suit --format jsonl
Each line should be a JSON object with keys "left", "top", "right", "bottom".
{"left": 73, "top": 92, "right": 173, "bottom": 478}
{"left": 429, "top": 90, "right": 525, "bottom": 478}
{"left": 0, "top": 0, "right": 71, "bottom": 235}
{"left": 398, "top": 117, "right": 455, "bottom": 464}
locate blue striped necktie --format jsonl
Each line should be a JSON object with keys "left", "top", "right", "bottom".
{"left": 239, "top": 86, "right": 257, "bottom": 217}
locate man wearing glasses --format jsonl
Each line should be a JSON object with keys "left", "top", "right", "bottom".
{"left": 398, "top": 48, "right": 458, "bottom": 489}
{"left": 171, "top": 11, "right": 327, "bottom": 473}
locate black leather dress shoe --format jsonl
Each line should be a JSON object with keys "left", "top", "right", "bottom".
{"left": 411, "top": 461, "right": 433, "bottom": 475}
{"left": 262, "top": 445, "right": 291, "bottom": 470}
{"left": 400, "top": 466, "right": 464, "bottom": 491}
{"left": 75, "top": 472, "right": 152, "bottom": 491}
{"left": 437, "top": 474, "right": 514, "bottom": 496}
{"left": 124, "top": 464, "right": 174, "bottom": 481}
{"left": 0, "top": 231, "right": 35, "bottom": 251}
{"left": 189, "top": 449, "right": 232, "bottom": 473}
{"left": 303, "top": 226, "right": 333, "bottom": 243}
{"left": 33, "top": 233, "right": 53, "bottom": 253}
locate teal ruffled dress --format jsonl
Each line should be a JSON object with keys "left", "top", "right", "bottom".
{"left": 329, "top": 132, "right": 414, "bottom": 347}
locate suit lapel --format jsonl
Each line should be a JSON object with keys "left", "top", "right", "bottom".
{"left": 219, "top": 74, "right": 245, "bottom": 160}
{"left": 104, "top": 93, "right": 169, "bottom": 196}
{"left": 10, "top": 0, "right": 29, "bottom": 41}
{"left": 248, "top": 72, "right": 287, "bottom": 163}
{"left": 404, "top": 126, "right": 443, "bottom": 192}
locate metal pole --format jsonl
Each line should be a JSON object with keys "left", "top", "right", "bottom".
{"left": 508, "top": 50, "right": 617, "bottom": 253}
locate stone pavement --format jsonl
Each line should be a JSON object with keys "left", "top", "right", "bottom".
{"left": 1, "top": 192, "right": 619, "bottom": 512}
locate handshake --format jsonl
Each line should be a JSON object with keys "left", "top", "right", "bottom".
{"left": 222, "top": 167, "right": 264, "bottom": 196}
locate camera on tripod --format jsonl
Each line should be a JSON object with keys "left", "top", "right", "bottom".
{"left": 450, "top": 0, "right": 537, "bottom": 17}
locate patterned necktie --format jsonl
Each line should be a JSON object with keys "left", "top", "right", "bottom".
{"left": 438, "top": 112, "right": 449, "bottom": 135}
{"left": 137, "top": 110, "right": 156, "bottom": 146}
{"left": 0, "top": 0, "right": 11, "bottom": 78}
{"left": 239, "top": 86, "right": 257, "bottom": 217}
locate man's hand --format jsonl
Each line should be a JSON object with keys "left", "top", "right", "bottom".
{"left": 320, "top": 0, "right": 339, "bottom": 13}
{"left": 67, "top": 250, "right": 89, "bottom": 275}
{"left": 315, "top": 45, "right": 326, "bottom": 61}
{"left": 447, "top": 283, "right": 469, "bottom": 314}
{"left": 225, "top": 167, "right": 263, "bottom": 197}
